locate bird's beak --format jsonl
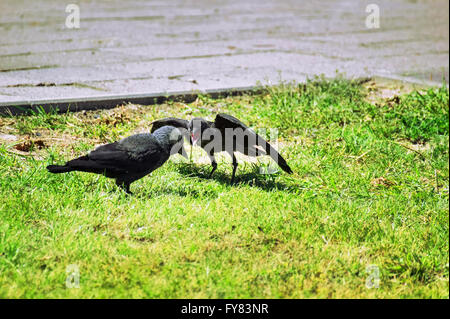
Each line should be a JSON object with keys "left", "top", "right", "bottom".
{"left": 178, "top": 144, "right": 188, "bottom": 159}
{"left": 191, "top": 132, "right": 199, "bottom": 146}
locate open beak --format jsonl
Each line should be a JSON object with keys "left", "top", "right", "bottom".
{"left": 191, "top": 132, "right": 200, "bottom": 146}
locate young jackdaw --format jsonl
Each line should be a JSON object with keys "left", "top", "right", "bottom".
{"left": 151, "top": 114, "right": 293, "bottom": 183}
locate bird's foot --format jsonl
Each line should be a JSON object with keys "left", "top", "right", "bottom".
{"left": 117, "top": 182, "right": 132, "bottom": 195}
{"left": 230, "top": 162, "right": 238, "bottom": 185}
{"left": 230, "top": 172, "right": 237, "bottom": 184}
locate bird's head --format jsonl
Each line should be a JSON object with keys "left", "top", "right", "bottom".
{"left": 153, "top": 126, "right": 188, "bottom": 159}
{"left": 188, "top": 117, "right": 209, "bottom": 146}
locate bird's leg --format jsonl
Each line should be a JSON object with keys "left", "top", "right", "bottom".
{"left": 208, "top": 153, "right": 217, "bottom": 178}
{"left": 124, "top": 183, "right": 132, "bottom": 194}
{"left": 117, "top": 180, "right": 132, "bottom": 195}
{"left": 231, "top": 153, "right": 238, "bottom": 184}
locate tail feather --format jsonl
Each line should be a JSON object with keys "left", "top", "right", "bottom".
{"left": 257, "top": 136, "right": 293, "bottom": 174}
{"left": 47, "top": 165, "right": 73, "bottom": 173}
{"left": 48, "top": 155, "right": 114, "bottom": 175}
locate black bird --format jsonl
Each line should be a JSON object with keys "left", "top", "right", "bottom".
{"left": 47, "top": 126, "right": 187, "bottom": 194}
{"left": 151, "top": 114, "right": 293, "bottom": 183}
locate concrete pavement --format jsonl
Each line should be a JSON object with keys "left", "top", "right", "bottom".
{"left": 0, "top": 0, "right": 448, "bottom": 107}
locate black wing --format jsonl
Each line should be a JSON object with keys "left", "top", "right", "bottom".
{"left": 151, "top": 117, "right": 189, "bottom": 133}
{"left": 214, "top": 113, "right": 293, "bottom": 174}
{"left": 214, "top": 113, "right": 249, "bottom": 130}
{"left": 65, "top": 140, "right": 165, "bottom": 176}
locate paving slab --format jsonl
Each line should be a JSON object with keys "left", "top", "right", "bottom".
{"left": 0, "top": 0, "right": 448, "bottom": 110}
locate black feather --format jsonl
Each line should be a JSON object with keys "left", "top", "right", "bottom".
{"left": 215, "top": 113, "right": 293, "bottom": 174}
{"left": 46, "top": 127, "right": 181, "bottom": 193}
{"left": 151, "top": 118, "right": 189, "bottom": 132}
{"left": 46, "top": 165, "right": 73, "bottom": 173}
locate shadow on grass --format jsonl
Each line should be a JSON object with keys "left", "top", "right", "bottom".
{"left": 138, "top": 182, "right": 221, "bottom": 199}
{"left": 175, "top": 162, "right": 302, "bottom": 194}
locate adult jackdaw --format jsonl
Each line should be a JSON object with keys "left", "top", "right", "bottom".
{"left": 151, "top": 114, "right": 293, "bottom": 183}
{"left": 47, "top": 126, "right": 187, "bottom": 194}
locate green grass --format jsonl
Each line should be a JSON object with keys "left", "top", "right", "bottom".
{"left": 0, "top": 77, "right": 448, "bottom": 298}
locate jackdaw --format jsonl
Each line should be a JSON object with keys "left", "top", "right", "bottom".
{"left": 151, "top": 114, "right": 293, "bottom": 183}
{"left": 47, "top": 126, "right": 187, "bottom": 194}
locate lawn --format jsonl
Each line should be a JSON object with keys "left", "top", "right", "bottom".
{"left": 0, "top": 77, "right": 448, "bottom": 298}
